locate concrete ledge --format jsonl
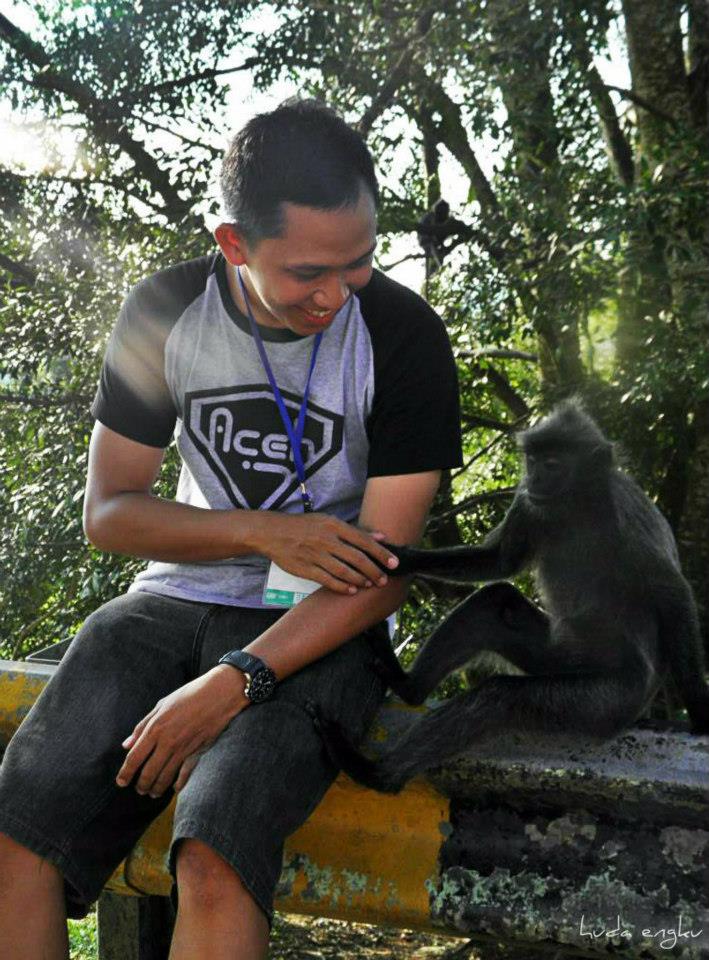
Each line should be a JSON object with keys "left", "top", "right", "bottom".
{"left": 2, "top": 659, "right": 708, "bottom": 956}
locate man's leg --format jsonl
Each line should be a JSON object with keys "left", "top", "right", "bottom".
{"left": 0, "top": 592, "right": 211, "bottom": 955}
{"left": 166, "top": 607, "right": 387, "bottom": 959}
{"left": 169, "top": 839, "right": 269, "bottom": 960}
{"left": 0, "top": 833, "right": 68, "bottom": 960}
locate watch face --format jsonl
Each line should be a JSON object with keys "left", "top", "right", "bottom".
{"left": 246, "top": 667, "right": 277, "bottom": 703}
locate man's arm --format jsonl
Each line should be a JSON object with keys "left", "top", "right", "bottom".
{"left": 237, "top": 471, "right": 441, "bottom": 679}
{"left": 83, "top": 421, "right": 397, "bottom": 592}
{"left": 115, "top": 470, "right": 441, "bottom": 798}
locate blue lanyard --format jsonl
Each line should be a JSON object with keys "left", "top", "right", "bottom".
{"left": 237, "top": 267, "right": 323, "bottom": 512}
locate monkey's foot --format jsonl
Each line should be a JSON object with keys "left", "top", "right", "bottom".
{"left": 312, "top": 712, "right": 407, "bottom": 794}
{"left": 689, "top": 701, "right": 709, "bottom": 735}
{"left": 371, "top": 655, "right": 407, "bottom": 689}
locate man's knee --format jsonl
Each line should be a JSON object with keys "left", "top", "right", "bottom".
{"left": 175, "top": 838, "right": 249, "bottom": 910}
{"left": 0, "top": 831, "right": 62, "bottom": 892}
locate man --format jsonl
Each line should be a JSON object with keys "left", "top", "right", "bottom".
{"left": 0, "top": 99, "right": 461, "bottom": 959}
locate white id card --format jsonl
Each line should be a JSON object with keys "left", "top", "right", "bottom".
{"left": 263, "top": 562, "right": 320, "bottom": 607}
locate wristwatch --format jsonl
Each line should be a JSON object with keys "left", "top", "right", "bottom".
{"left": 218, "top": 650, "right": 277, "bottom": 703}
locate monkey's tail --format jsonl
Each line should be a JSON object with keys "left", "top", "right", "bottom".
{"left": 658, "top": 582, "right": 709, "bottom": 734}
{"left": 312, "top": 672, "right": 651, "bottom": 795}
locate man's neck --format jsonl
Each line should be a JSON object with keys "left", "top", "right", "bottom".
{"left": 226, "top": 263, "right": 282, "bottom": 329}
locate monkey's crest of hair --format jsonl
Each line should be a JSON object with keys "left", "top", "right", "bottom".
{"left": 517, "top": 398, "right": 615, "bottom": 462}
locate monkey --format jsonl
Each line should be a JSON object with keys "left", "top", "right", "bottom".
{"left": 416, "top": 198, "right": 470, "bottom": 274}
{"left": 317, "top": 400, "right": 709, "bottom": 793}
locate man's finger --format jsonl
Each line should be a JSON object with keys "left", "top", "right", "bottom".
{"left": 332, "top": 545, "right": 392, "bottom": 586}
{"left": 308, "top": 566, "right": 359, "bottom": 595}
{"left": 340, "top": 527, "right": 399, "bottom": 569}
{"left": 140, "top": 753, "right": 184, "bottom": 798}
{"left": 320, "top": 554, "right": 371, "bottom": 587}
{"left": 174, "top": 752, "right": 202, "bottom": 793}
{"left": 116, "top": 734, "right": 156, "bottom": 787}
{"left": 122, "top": 708, "right": 156, "bottom": 748}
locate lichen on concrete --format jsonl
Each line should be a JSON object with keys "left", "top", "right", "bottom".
{"left": 428, "top": 863, "right": 708, "bottom": 957}
{"left": 525, "top": 812, "right": 597, "bottom": 848}
{"left": 660, "top": 826, "right": 709, "bottom": 872}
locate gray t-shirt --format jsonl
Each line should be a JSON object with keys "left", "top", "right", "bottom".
{"left": 92, "top": 253, "right": 462, "bottom": 607}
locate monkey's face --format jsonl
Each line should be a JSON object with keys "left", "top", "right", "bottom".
{"left": 522, "top": 441, "right": 613, "bottom": 506}
{"left": 523, "top": 451, "right": 575, "bottom": 503}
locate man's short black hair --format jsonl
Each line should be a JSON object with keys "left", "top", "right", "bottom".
{"left": 220, "top": 98, "right": 379, "bottom": 245}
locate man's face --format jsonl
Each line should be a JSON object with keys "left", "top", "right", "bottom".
{"left": 217, "top": 187, "right": 377, "bottom": 337}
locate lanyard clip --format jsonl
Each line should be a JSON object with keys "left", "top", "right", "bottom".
{"left": 300, "top": 483, "right": 314, "bottom": 513}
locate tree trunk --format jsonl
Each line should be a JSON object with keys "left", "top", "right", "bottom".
{"left": 620, "top": 0, "right": 709, "bottom": 646}
{"left": 483, "top": 0, "right": 584, "bottom": 397}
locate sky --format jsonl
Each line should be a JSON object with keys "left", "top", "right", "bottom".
{"left": 0, "top": 2, "right": 631, "bottom": 292}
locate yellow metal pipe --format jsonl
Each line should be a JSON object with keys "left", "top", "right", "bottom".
{"left": 0, "top": 661, "right": 449, "bottom": 930}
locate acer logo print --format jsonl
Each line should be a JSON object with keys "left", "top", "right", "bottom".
{"left": 185, "top": 386, "right": 343, "bottom": 510}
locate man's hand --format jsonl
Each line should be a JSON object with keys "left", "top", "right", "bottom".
{"left": 116, "top": 666, "right": 249, "bottom": 798}
{"left": 250, "top": 512, "right": 399, "bottom": 595}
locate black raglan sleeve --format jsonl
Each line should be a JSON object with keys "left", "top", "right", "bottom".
{"left": 91, "top": 256, "right": 213, "bottom": 447}
{"left": 358, "top": 271, "right": 463, "bottom": 477}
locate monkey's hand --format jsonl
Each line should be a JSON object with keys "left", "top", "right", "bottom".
{"left": 380, "top": 539, "right": 520, "bottom": 584}
{"left": 380, "top": 543, "right": 419, "bottom": 576}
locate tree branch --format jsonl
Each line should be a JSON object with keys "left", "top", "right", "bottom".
{"left": 379, "top": 251, "right": 424, "bottom": 270}
{"left": 474, "top": 347, "right": 538, "bottom": 362}
{"left": 605, "top": 84, "right": 678, "bottom": 127}
{"left": 449, "top": 412, "right": 530, "bottom": 485}
{"left": 0, "top": 392, "right": 91, "bottom": 407}
{"left": 0, "top": 252, "right": 36, "bottom": 285}
{"left": 460, "top": 414, "right": 517, "bottom": 431}
{"left": 139, "top": 116, "right": 222, "bottom": 155}
{"left": 0, "top": 12, "right": 189, "bottom": 216}
{"left": 476, "top": 364, "right": 530, "bottom": 420}
{"left": 357, "top": 7, "right": 439, "bottom": 136}
{"left": 561, "top": 11, "right": 634, "bottom": 188}
{"left": 25, "top": 171, "right": 169, "bottom": 213}
{"left": 411, "top": 74, "right": 501, "bottom": 222}
{"left": 457, "top": 350, "right": 534, "bottom": 419}
{"left": 428, "top": 487, "right": 516, "bottom": 530}
{"left": 135, "top": 60, "right": 259, "bottom": 98}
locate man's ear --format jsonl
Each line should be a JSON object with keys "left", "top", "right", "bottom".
{"left": 214, "top": 223, "right": 248, "bottom": 266}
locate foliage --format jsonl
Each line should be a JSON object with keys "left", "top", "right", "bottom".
{"left": 68, "top": 912, "right": 97, "bottom": 960}
{"left": 1, "top": 0, "right": 708, "bottom": 662}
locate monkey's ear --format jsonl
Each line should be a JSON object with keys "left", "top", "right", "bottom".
{"left": 590, "top": 442, "right": 614, "bottom": 470}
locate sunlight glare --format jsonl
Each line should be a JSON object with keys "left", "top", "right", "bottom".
{"left": 0, "top": 117, "right": 82, "bottom": 176}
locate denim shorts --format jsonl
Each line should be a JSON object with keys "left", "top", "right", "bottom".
{"left": 0, "top": 591, "right": 387, "bottom": 924}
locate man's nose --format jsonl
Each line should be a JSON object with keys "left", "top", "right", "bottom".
{"left": 312, "top": 274, "right": 349, "bottom": 311}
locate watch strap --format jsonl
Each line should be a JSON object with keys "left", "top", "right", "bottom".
{"left": 218, "top": 649, "right": 268, "bottom": 677}
{"left": 218, "top": 649, "right": 277, "bottom": 703}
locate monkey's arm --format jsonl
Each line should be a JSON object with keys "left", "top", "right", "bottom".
{"left": 388, "top": 503, "right": 531, "bottom": 583}
{"left": 658, "top": 578, "right": 709, "bottom": 734}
